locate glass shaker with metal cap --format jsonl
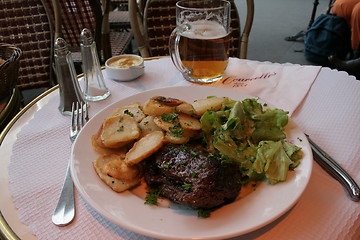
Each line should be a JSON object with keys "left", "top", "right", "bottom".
{"left": 80, "top": 28, "right": 110, "bottom": 101}
{"left": 54, "top": 37, "right": 86, "bottom": 115}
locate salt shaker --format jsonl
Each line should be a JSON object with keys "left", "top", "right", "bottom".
{"left": 54, "top": 37, "right": 86, "bottom": 115}
{"left": 80, "top": 28, "right": 110, "bottom": 101}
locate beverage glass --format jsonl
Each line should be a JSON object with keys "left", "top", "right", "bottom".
{"left": 169, "top": 0, "right": 231, "bottom": 83}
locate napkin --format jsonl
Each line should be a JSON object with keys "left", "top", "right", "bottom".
{"left": 210, "top": 58, "right": 321, "bottom": 116}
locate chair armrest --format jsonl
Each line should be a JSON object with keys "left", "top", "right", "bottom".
{"left": 240, "top": 0, "right": 254, "bottom": 59}
{"left": 129, "top": 0, "right": 150, "bottom": 57}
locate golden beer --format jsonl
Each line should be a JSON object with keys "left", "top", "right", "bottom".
{"left": 178, "top": 20, "right": 230, "bottom": 81}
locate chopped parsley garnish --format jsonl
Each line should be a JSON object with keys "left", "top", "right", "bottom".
{"left": 156, "top": 96, "right": 166, "bottom": 101}
{"left": 197, "top": 209, "right": 211, "bottom": 218}
{"left": 117, "top": 126, "right": 124, "bottom": 132}
{"left": 180, "top": 144, "right": 188, "bottom": 151}
{"left": 144, "top": 189, "right": 161, "bottom": 205}
{"left": 169, "top": 123, "right": 184, "bottom": 137}
{"left": 161, "top": 113, "right": 179, "bottom": 122}
{"left": 190, "top": 150, "right": 198, "bottom": 156}
{"left": 162, "top": 162, "right": 171, "bottom": 168}
{"left": 182, "top": 183, "right": 192, "bottom": 190}
{"left": 124, "top": 109, "right": 134, "bottom": 117}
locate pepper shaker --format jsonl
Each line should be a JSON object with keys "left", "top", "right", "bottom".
{"left": 80, "top": 28, "right": 110, "bottom": 101}
{"left": 54, "top": 38, "right": 86, "bottom": 115}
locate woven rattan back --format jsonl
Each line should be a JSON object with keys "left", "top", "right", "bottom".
{"left": 43, "top": 0, "right": 103, "bottom": 61}
{"left": 143, "top": 0, "right": 176, "bottom": 57}
{"left": 130, "top": 0, "right": 253, "bottom": 59}
{"left": 0, "top": 0, "right": 54, "bottom": 90}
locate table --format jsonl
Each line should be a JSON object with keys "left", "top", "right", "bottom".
{"left": 1, "top": 57, "right": 359, "bottom": 240}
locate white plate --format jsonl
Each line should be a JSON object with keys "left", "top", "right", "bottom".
{"left": 71, "top": 86, "right": 313, "bottom": 240}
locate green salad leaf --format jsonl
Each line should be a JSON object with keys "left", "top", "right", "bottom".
{"left": 253, "top": 140, "right": 301, "bottom": 184}
{"left": 199, "top": 98, "right": 302, "bottom": 185}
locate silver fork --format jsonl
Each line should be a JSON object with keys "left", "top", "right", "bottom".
{"left": 52, "top": 102, "right": 87, "bottom": 226}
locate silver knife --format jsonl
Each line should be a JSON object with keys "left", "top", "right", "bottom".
{"left": 306, "top": 134, "right": 360, "bottom": 202}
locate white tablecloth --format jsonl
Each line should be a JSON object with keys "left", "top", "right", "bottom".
{"left": 2, "top": 57, "right": 360, "bottom": 240}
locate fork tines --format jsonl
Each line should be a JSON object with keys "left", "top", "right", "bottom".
{"left": 71, "top": 102, "right": 87, "bottom": 130}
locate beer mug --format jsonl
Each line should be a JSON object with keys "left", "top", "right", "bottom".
{"left": 169, "top": 0, "right": 231, "bottom": 83}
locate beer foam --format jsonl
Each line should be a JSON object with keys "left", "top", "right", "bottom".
{"left": 181, "top": 20, "right": 227, "bottom": 39}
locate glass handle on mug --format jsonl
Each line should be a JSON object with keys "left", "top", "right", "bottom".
{"left": 169, "top": 25, "right": 191, "bottom": 76}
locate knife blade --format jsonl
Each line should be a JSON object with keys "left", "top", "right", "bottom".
{"left": 306, "top": 134, "right": 360, "bottom": 202}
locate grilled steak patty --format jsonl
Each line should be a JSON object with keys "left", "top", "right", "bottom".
{"left": 144, "top": 143, "right": 242, "bottom": 209}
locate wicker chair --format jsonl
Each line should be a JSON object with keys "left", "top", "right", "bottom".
{"left": 0, "top": 0, "right": 55, "bottom": 91}
{"left": 43, "top": 0, "right": 133, "bottom": 68}
{"left": 129, "top": 0, "right": 254, "bottom": 59}
{"left": 42, "top": 0, "right": 103, "bottom": 69}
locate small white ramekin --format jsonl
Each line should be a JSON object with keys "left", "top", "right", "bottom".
{"left": 104, "top": 54, "right": 144, "bottom": 81}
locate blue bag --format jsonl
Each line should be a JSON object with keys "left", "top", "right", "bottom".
{"left": 304, "top": 14, "right": 352, "bottom": 65}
